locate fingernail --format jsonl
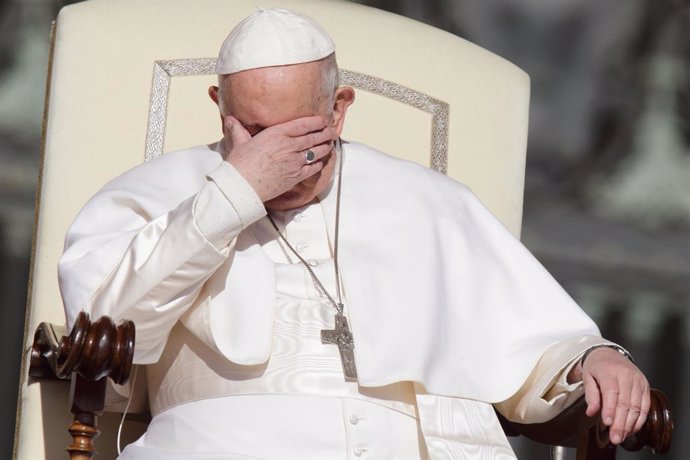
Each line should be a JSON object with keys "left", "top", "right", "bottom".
{"left": 605, "top": 417, "right": 613, "bottom": 425}
{"left": 611, "top": 434, "right": 621, "bottom": 444}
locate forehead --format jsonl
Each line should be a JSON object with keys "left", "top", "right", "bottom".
{"left": 227, "top": 61, "right": 322, "bottom": 93}
{"left": 224, "top": 62, "right": 324, "bottom": 126}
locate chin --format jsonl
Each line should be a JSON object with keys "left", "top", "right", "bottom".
{"left": 265, "top": 190, "right": 317, "bottom": 211}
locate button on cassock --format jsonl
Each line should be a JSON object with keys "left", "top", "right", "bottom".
{"left": 353, "top": 446, "right": 367, "bottom": 457}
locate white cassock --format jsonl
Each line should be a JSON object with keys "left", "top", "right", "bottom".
{"left": 59, "top": 140, "right": 612, "bottom": 459}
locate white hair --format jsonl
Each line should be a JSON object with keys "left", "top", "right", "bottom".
{"left": 320, "top": 53, "right": 339, "bottom": 115}
{"left": 217, "top": 53, "right": 339, "bottom": 117}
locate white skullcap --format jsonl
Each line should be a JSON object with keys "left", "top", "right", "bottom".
{"left": 216, "top": 8, "right": 336, "bottom": 75}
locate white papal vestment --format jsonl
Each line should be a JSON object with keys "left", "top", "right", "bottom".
{"left": 59, "top": 140, "right": 611, "bottom": 458}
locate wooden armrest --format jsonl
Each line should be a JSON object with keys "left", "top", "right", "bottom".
{"left": 498, "top": 388, "right": 673, "bottom": 458}
{"left": 30, "top": 311, "right": 134, "bottom": 383}
{"left": 498, "top": 395, "right": 595, "bottom": 447}
{"left": 29, "top": 312, "right": 135, "bottom": 460}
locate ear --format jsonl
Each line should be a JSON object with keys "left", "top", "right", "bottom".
{"left": 208, "top": 85, "right": 220, "bottom": 105}
{"left": 331, "top": 86, "right": 355, "bottom": 137}
{"left": 208, "top": 85, "right": 226, "bottom": 133}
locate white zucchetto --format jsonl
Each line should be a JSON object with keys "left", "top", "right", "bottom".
{"left": 215, "top": 8, "right": 336, "bottom": 75}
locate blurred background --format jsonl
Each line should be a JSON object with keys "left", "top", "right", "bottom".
{"left": 0, "top": 0, "right": 687, "bottom": 458}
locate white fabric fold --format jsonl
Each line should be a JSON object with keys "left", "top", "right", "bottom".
{"left": 60, "top": 139, "right": 601, "bottom": 403}
{"left": 415, "top": 387, "right": 517, "bottom": 459}
{"left": 494, "top": 335, "right": 611, "bottom": 423}
{"left": 58, "top": 145, "right": 263, "bottom": 363}
{"left": 189, "top": 141, "right": 602, "bottom": 402}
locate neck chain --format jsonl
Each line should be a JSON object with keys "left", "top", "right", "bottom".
{"left": 266, "top": 140, "right": 358, "bottom": 381}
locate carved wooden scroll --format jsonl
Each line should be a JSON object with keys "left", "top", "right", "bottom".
{"left": 29, "top": 312, "right": 135, "bottom": 459}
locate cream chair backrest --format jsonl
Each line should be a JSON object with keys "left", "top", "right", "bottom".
{"left": 15, "top": 0, "right": 529, "bottom": 458}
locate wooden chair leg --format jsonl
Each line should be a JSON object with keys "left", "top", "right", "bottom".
{"left": 67, "top": 375, "right": 107, "bottom": 459}
{"left": 67, "top": 414, "right": 100, "bottom": 460}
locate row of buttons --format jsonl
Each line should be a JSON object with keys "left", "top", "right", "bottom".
{"left": 294, "top": 243, "right": 323, "bottom": 267}
{"left": 349, "top": 414, "right": 366, "bottom": 457}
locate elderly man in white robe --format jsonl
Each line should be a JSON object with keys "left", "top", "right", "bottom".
{"left": 58, "top": 8, "right": 650, "bottom": 459}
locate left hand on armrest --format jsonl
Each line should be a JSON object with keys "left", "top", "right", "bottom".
{"left": 569, "top": 347, "right": 650, "bottom": 445}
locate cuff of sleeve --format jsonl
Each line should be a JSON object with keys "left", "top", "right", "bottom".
{"left": 545, "top": 361, "right": 582, "bottom": 402}
{"left": 207, "top": 161, "right": 266, "bottom": 227}
{"left": 194, "top": 183, "right": 242, "bottom": 249}
{"left": 544, "top": 340, "right": 627, "bottom": 402}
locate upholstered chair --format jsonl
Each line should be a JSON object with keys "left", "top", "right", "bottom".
{"left": 14, "top": 1, "right": 672, "bottom": 459}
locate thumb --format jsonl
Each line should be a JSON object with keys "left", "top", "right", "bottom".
{"left": 225, "top": 116, "right": 251, "bottom": 145}
{"left": 583, "top": 372, "right": 602, "bottom": 417}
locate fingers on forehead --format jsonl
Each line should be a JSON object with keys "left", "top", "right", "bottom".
{"left": 284, "top": 116, "right": 328, "bottom": 135}
{"left": 293, "top": 129, "right": 334, "bottom": 151}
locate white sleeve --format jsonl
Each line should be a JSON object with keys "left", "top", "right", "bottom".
{"left": 194, "top": 161, "right": 266, "bottom": 248}
{"left": 58, "top": 161, "right": 265, "bottom": 364}
{"left": 494, "top": 335, "right": 614, "bottom": 423}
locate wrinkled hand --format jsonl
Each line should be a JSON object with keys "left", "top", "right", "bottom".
{"left": 581, "top": 347, "right": 650, "bottom": 445}
{"left": 223, "top": 115, "right": 337, "bottom": 202}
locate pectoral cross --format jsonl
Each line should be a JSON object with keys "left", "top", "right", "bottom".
{"left": 321, "top": 313, "right": 358, "bottom": 382}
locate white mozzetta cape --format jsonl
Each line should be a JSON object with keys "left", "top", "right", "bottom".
{"left": 59, "top": 140, "right": 601, "bottom": 407}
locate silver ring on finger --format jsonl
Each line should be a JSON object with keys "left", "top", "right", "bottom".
{"left": 305, "top": 149, "right": 316, "bottom": 165}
